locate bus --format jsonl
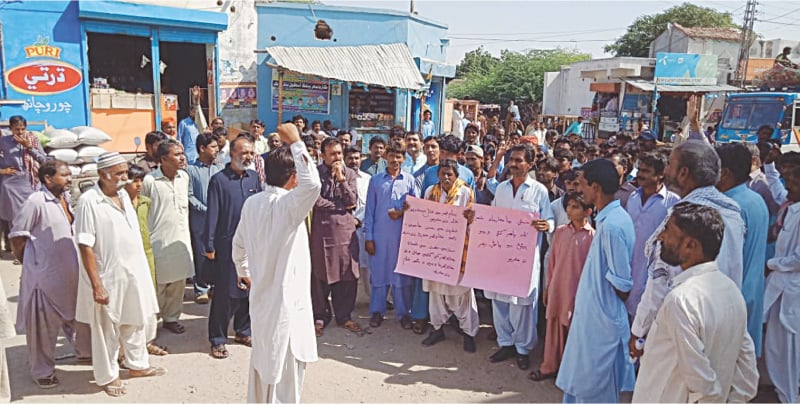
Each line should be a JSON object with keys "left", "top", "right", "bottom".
{"left": 716, "top": 92, "right": 800, "bottom": 152}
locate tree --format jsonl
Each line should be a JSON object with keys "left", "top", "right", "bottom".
{"left": 605, "top": 3, "right": 738, "bottom": 57}
{"left": 448, "top": 48, "right": 590, "bottom": 104}
{"left": 455, "top": 46, "right": 499, "bottom": 79}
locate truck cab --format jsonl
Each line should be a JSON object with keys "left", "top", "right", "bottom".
{"left": 717, "top": 92, "right": 800, "bottom": 152}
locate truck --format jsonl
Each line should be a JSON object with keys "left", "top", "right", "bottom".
{"left": 716, "top": 92, "right": 800, "bottom": 152}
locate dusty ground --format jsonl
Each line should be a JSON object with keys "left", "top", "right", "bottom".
{"left": 0, "top": 252, "right": 781, "bottom": 402}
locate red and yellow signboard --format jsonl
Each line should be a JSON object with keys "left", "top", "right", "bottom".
{"left": 4, "top": 38, "right": 82, "bottom": 96}
{"left": 6, "top": 60, "right": 82, "bottom": 95}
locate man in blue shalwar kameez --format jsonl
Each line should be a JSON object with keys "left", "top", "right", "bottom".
{"left": 556, "top": 159, "right": 635, "bottom": 403}
{"left": 716, "top": 143, "right": 769, "bottom": 356}
{"left": 364, "top": 143, "right": 418, "bottom": 329}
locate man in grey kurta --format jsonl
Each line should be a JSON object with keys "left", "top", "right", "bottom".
{"left": 0, "top": 116, "right": 48, "bottom": 235}
{"left": 310, "top": 137, "right": 362, "bottom": 335}
{"left": 186, "top": 132, "right": 222, "bottom": 303}
{"left": 142, "top": 139, "right": 193, "bottom": 334}
{"left": 10, "top": 160, "right": 90, "bottom": 387}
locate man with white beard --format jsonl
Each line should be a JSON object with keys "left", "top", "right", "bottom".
{"left": 75, "top": 152, "right": 163, "bottom": 397}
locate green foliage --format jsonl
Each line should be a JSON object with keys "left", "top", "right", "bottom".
{"left": 449, "top": 48, "right": 590, "bottom": 104}
{"left": 455, "top": 46, "right": 499, "bottom": 78}
{"left": 605, "top": 2, "right": 738, "bottom": 57}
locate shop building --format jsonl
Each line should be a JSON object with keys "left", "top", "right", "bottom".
{"left": 254, "top": 1, "right": 455, "bottom": 138}
{"left": 0, "top": 0, "right": 227, "bottom": 152}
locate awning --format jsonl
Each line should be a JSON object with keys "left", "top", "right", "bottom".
{"left": 78, "top": 1, "right": 228, "bottom": 32}
{"left": 263, "top": 44, "right": 426, "bottom": 90}
{"left": 624, "top": 79, "right": 740, "bottom": 93}
{"left": 416, "top": 57, "right": 457, "bottom": 78}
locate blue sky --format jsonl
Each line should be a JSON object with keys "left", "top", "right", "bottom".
{"left": 325, "top": 0, "right": 800, "bottom": 64}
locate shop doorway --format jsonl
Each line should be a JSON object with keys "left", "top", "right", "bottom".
{"left": 159, "top": 42, "right": 207, "bottom": 122}
{"left": 87, "top": 33, "right": 153, "bottom": 94}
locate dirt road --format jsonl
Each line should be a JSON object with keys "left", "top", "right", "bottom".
{"left": 0, "top": 252, "right": 778, "bottom": 402}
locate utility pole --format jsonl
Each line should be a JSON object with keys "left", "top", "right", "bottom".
{"left": 735, "top": 0, "right": 758, "bottom": 87}
{"left": 410, "top": 0, "right": 415, "bottom": 14}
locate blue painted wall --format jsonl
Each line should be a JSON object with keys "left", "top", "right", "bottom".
{"left": 255, "top": 2, "right": 450, "bottom": 131}
{"left": 0, "top": 1, "right": 86, "bottom": 130}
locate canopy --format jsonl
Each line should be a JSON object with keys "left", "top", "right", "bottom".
{"left": 624, "top": 79, "right": 740, "bottom": 93}
{"left": 263, "top": 43, "right": 426, "bottom": 90}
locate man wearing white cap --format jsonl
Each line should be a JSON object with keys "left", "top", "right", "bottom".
{"left": 75, "top": 152, "right": 164, "bottom": 397}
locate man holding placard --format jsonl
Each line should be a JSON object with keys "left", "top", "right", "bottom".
{"left": 417, "top": 159, "right": 479, "bottom": 353}
{"left": 483, "top": 144, "right": 553, "bottom": 371}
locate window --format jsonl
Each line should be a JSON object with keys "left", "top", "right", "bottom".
{"left": 721, "top": 100, "right": 784, "bottom": 131}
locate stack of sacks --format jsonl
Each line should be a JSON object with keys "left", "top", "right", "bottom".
{"left": 44, "top": 126, "right": 112, "bottom": 177}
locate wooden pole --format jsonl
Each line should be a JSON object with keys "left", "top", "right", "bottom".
{"left": 277, "top": 70, "right": 284, "bottom": 125}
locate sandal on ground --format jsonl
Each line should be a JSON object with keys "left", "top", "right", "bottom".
{"left": 117, "top": 355, "right": 128, "bottom": 370}
{"left": 147, "top": 342, "right": 168, "bottom": 356}
{"left": 129, "top": 366, "right": 167, "bottom": 378}
{"left": 211, "top": 344, "right": 229, "bottom": 359}
{"left": 162, "top": 322, "right": 185, "bottom": 334}
{"left": 340, "top": 320, "right": 364, "bottom": 336}
{"left": 234, "top": 335, "right": 252, "bottom": 347}
{"left": 102, "top": 379, "right": 126, "bottom": 397}
{"left": 35, "top": 375, "right": 59, "bottom": 389}
{"left": 529, "top": 369, "right": 557, "bottom": 381}
{"left": 315, "top": 320, "right": 324, "bottom": 337}
{"left": 12, "top": 259, "right": 20, "bottom": 265}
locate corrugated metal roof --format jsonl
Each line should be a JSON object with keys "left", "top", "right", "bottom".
{"left": 624, "top": 79, "right": 740, "bottom": 92}
{"left": 265, "top": 43, "right": 426, "bottom": 90}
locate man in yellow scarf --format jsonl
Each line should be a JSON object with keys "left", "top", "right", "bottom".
{"left": 418, "top": 159, "right": 479, "bottom": 352}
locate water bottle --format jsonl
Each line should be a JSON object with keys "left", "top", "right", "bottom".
{"left": 629, "top": 338, "right": 645, "bottom": 364}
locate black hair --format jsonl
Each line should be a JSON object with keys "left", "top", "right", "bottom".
{"left": 610, "top": 152, "right": 632, "bottom": 177}
{"left": 127, "top": 162, "right": 147, "bottom": 181}
{"left": 423, "top": 135, "right": 439, "bottom": 144}
{"left": 580, "top": 158, "right": 620, "bottom": 195}
{"left": 9, "top": 115, "right": 26, "bottom": 127}
{"left": 292, "top": 115, "right": 305, "bottom": 123}
{"left": 320, "top": 137, "right": 341, "bottom": 154}
{"left": 538, "top": 156, "right": 560, "bottom": 173}
{"left": 336, "top": 130, "right": 351, "bottom": 138}
{"left": 211, "top": 127, "right": 228, "bottom": 141}
{"left": 509, "top": 144, "right": 535, "bottom": 163}
{"left": 385, "top": 142, "right": 406, "bottom": 156}
{"left": 145, "top": 131, "right": 167, "bottom": 147}
{"left": 716, "top": 142, "right": 752, "bottom": 185}
{"left": 438, "top": 159, "right": 460, "bottom": 177}
{"left": 757, "top": 124, "right": 773, "bottom": 135}
{"left": 778, "top": 151, "right": 800, "bottom": 171}
{"left": 554, "top": 149, "right": 574, "bottom": 162}
{"left": 563, "top": 191, "right": 592, "bottom": 211}
{"left": 155, "top": 138, "right": 182, "bottom": 161}
{"left": 670, "top": 201, "right": 725, "bottom": 260}
{"left": 368, "top": 136, "right": 387, "bottom": 148}
{"left": 38, "top": 159, "right": 68, "bottom": 184}
{"left": 404, "top": 131, "right": 421, "bottom": 140}
{"left": 249, "top": 119, "right": 265, "bottom": 128}
{"left": 301, "top": 134, "right": 317, "bottom": 151}
{"left": 195, "top": 132, "right": 215, "bottom": 153}
{"left": 439, "top": 135, "right": 462, "bottom": 154}
{"left": 483, "top": 135, "right": 499, "bottom": 146}
{"left": 311, "top": 120, "right": 321, "bottom": 127}
{"left": 265, "top": 146, "right": 297, "bottom": 187}
{"left": 344, "top": 146, "right": 361, "bottom": 157}
{"left": 561, "top": 169, "right": 578, "bottom": 182}
{"left": 638, "top": 151, "right": 668, "bottom": 175}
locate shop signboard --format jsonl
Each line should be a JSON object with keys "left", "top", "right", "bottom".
{"left": 270, "top": 71, "right": 330, "bottom": 115}
{"left": 654, "top": 53, "right": 718, "bottom": 85}
{"left": 2, "top": 17, "right": 86, "bottom": 129}
{"left": 598, "top": 111, "right": 619, "bottom": 132}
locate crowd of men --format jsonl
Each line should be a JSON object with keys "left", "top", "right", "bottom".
{"left": 0, "top": 106, "right": 798, "bottom": 402}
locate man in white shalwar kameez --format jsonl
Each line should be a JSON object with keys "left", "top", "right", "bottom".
{"left": 233, "top": 123, "right": 321, "bottom": 403}
{"left": 764, "top": 166, "right": 800, "bottom": 403}
{"left": 75, "top": 152, "right": 164, "bottom": 397}
{"left": 633, "top": 202, "right": 758, "bottom": 402}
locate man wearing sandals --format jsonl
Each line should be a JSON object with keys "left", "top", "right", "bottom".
{"left": 76, "top": 152, "right": 165, "bottom": 396}
{"left": 10, "top": 160, "right": 91, "bottom": 388}
{"left": 232, "top": 124, "right": 321, "bottom": 402}
{"left": 204, "top": 135, "right": 261, "bottom": 359}
{"left": 310, "top": 137, "right": 363, "bottom": 337}
{"left": 141, "top": 139, "right": 194, "bottom": 335}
